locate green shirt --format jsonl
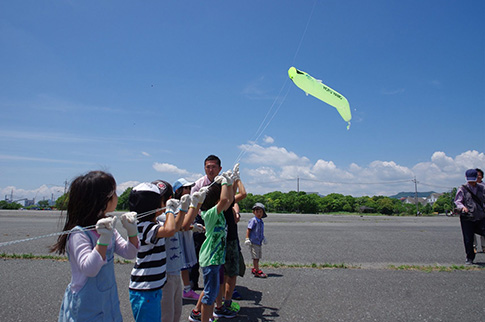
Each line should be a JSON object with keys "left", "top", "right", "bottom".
{"left": 199, "top": 205, "right": 227, "bottom": 267}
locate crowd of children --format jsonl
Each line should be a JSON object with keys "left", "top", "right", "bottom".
{"left": 52, "top": 155, "right": 269, "bottom": 322}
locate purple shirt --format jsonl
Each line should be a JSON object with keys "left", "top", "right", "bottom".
{"left": 454, "top": 183, "right": 479, "bottom": 209}
{"left": 248, "top": 216, "right": 265, "bottom": 246}
{"left": 67, "top": 229, "right": 138, "bottom": 292}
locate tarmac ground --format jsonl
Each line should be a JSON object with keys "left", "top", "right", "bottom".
{"left": 1, "top": 210, "right": 484, "bottom": 321}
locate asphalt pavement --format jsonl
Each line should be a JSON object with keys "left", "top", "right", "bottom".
{"left": 1, "top": 210, "right": 484, "bottom": 321}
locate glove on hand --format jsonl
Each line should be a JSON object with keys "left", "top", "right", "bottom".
{"left": 263, "top": 237, "right": 268, "bottom": 245}
{"left": 214, "top": 175, "right": 224, "bottom": 184}
{"left": 192, "top": 223, "right": 205, "bottom": 233}
{"left": 165, "top": 199, "right": 179, "bottom": 214}
{"left": 244, "top": 238, "right": 251, "bottom": 246}
{"left": 179, "top": 195, "right": 190, "bottom": 212}
{"left": 121, "top": 212, "right": 138, "bottom": 237}
{"left": 96, "top": 216, "right": 117, "bottom": 246}
{"left": 221, "top": 170, "right": 233, "bottom": 186}
{"left": 190, "top": 188, "right": 208, "bottom": 208}
{"left": 232, "top": 163, "right": 240, "bottom": 181}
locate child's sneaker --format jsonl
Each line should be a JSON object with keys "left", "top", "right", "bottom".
{"left": 188, "top": 310, "right": 201, "bottom": 322}
{"left": 183, "top": 289, "right": 200, "bottom": 300}
{"left": 251, "top": 268, "right": 257, "bottom": 275}
{"left": 229, "top": 301, "right": 240, "bottom": 313}
{"left": 214, "top": 305, "right": 236, "bottom": 318}
{"left": 254, "top": 270, "right": 267, "bottom": 278}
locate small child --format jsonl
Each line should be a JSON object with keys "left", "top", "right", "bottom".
{"left": 172, "top": 178, "right": 201, "bottom": 300}
{"left": 245, "top": 202, "right": 268, "bottom": 278}
{"left": 128, "top": 181, "right": 176, "bottom": 322}
{"left": 157, "top": 180, "right": 206, "bottom": 322}
{"left": 188, "top": 171, "right": 234, "bottom": 322}
{"left": 52, "top": 170, "right": 139, "bottom": 322}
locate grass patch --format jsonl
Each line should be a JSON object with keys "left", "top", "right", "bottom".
{"left": 388, "top": 264, "right": 485, "bottom": 272}
{"left": 1, "top": 252, "right": 133, "bottom": 264}
{"left": 257, "top": 261, "right": 354, "bottom": 269}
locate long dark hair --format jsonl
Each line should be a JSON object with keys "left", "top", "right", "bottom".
{"left": 50, "top": 171, "right": 117, "bottom": 254}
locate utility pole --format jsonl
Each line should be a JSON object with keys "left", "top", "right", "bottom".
{"left": 413, "top": 177, "right": 419, "bottom": 216}
{"left": 297, "top": 176, "right": 300, "bottom": 193}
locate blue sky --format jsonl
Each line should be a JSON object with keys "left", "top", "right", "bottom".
{"left": 1, "top": 0, "right": 484, "bottom": 202}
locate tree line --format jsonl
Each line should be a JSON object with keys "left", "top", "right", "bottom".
{"left": 2, "top": 187, "right": 457, "bottom": 216}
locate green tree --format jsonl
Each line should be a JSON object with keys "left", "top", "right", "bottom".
{"left": 432, "top": 189, "right": 456, "bottom": 213}
{"left": 55, "top": 193, "right": 68, "bottom": 210}
{"left": 117, "top": 187, "right": 133, "bottom": 211}
{"left": 0, "top": 200, "right": 22, "bottom": 209}
{"left": 38, "top": 200, "right": 50, "bottom": 209}
{"left": 376, "top": 197, "right": 394, "bottom": 215}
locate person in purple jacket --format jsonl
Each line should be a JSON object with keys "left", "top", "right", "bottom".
{"left": 454, "top": 169, "right": 485, "bottom": 265}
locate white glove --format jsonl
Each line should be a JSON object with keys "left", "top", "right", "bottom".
{"left": 221, "top": 170, "right": 233, "bottom": 186}
{"left": 121, "top": 212, "right": 138, "bottom": 237}
{"left": 179, "top": 195, "right": 190, "bottom": 212}
{"left": 165, "top": 199, "right": 179, "bottom": 214}
{"left": 157, "top": 213, "right": 166, "bottom": 223}
{"left": 232, "top": 163, "right": 240, "bottom": 181}
{"left": 190, "top": 189, "right": 207, "bottom": 208}
{"left": 244, "top": 238, "right": 251, "bottom": 246}
{"left": 192, "top": 223, "right": 205, "bottom": 233}
{"left": 96, "top": 216, "right": 117, "bottom": 246}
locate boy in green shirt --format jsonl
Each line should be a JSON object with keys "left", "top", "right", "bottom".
{"left": 191, "top": 171, "right": 234, "bottom": 322}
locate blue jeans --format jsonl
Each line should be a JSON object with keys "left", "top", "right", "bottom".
{"left": 201, "top": 265, "right": 220, "bottom": 305}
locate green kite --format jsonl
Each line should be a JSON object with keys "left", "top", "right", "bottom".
{"left": 288, "top": 66, "right": 352, "bottom": 129}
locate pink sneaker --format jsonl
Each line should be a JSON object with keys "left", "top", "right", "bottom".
{"left": 183, "top": 289, "right": 200, "bottom": 300}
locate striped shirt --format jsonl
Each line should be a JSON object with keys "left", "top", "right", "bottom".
{"left": 129, "top": 221, "right": 167, "bottom": 291}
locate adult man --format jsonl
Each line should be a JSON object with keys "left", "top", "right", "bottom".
{"left": 454, "top": 169, "right": 485, "bottom": 265}
{"left": 189, "top": 155, "right": 222, "bottom": 290}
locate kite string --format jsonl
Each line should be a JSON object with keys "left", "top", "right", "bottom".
{"left": 234, "top": 0, "right": 317, "bottom": 166}
{"left": 0, "top": 207, "right": 164, "bottom": 248}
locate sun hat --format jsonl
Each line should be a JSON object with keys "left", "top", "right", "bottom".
{"left": 172, "top": 178, "right": 195, "bottom": 193}
{"left": 466, "top": 169, "right": 478, "bottom": 182}
{"left": 252, "top": 202, "right": 267, "bottom": 218}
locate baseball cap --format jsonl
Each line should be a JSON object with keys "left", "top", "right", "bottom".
{"left": 252, "top": 202, "right": 267, "bottom": 218}
{"left": 466, "top": 169, "right": 478, "bottom": 182}
{"left": 129, "top": 182, "right": 162, "bottom": 214}
{"left": 172, "top": 178, "right": 195, "bottom": 193}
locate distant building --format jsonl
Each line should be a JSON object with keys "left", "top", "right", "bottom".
{"left": 426, "top": 193, "right": 443, "bottom": 204}
{"left": 403, "top": 197, "right": 427, "bottom": 206}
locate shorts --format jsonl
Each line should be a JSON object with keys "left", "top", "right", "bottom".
{"left": 129, "top": 288, "right": 162, "bottom": 322}
{"left": 224, "top": 239, "right": 240, "bottom": 277}
{"left": 201, "top": 265, "right": 220, "bottom": 305}
{"left": 249, "top": 243, "right": 262, "bottom": 260}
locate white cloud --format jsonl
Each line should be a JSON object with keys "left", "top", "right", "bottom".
{"left": 239, "top": 143, "right": 310, "bottom": 167}
{"left": 117, "top": 181, "right": 139, "bottom": 196}
{"left": 142, "top": 151, "right": 150, "bottom": 157}
{"left": 263, "top": 135, "right": 274, "bottom": 144}
{"left": 1, "top": 185, "right": 64, "bottom": 201}
{"left": 152, "top": 162, "right": 190, "bottom": 175}
{"left": 239, "top": 142, "right": 484, "bottom": 196}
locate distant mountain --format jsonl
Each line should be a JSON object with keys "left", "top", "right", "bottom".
{"left": 389, "top": 191, "right": 436, "bottom": 199}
